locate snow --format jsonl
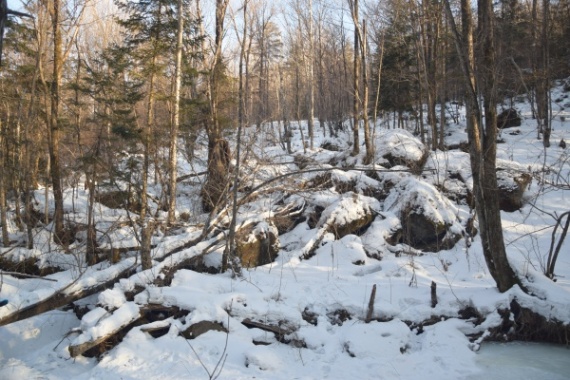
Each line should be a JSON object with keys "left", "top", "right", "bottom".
{"left": 1, "top": 82, "right": 570, "bottom": 379}
{"left": 375, "top": 128, "right": 426, "bottom": 163}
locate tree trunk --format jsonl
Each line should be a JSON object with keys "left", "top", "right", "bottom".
{"left": 350, "top": 0, "right": 360, "bottom": 156}
{"left": 540, "top": 0, "right": 551, "bottom": 147}
{"left": 444, "top": 0, "right": 522, "bottom": 292}
{"left": 141, "top": 220, "right": 155, "bottom": 270}
{"left": 360, "top": 20, "right": 373, "bottom": 164}
{"left": 307, "top": 0, "right": 315, "bottom": 149}
{"left": 0, "top": 119, "right": 8, "bottom": 246}
{"left": 202, "top": 0, "right": 232, "bottom": 214}
{"left": 373, "top": 29, "right": 385, "bottom": 134}
{"left": 141, "top": 38, "right": 160, "bottom": 221}
{"left": 477, "top": 0, "right": 522, "bottom": 292}
{"left": 86, "top": 171, "right": 97, "bottom": 266}
{"left": 167, "top": 0, "right": 184, "bottom": 225}
{"left": 48, "top": 0, "right": 65, "bottom": 246}
{"left": 225, "top": 0, "right": 250, "bottom": 278}
{"left": 439, "top": 17, "right": 447, "bottom": 150}
{"left": 532, "top": 0, "right": 540, "bottom": 137}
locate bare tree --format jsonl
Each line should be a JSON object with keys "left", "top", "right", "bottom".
{"left": 349, "top": 0, "right": 360, "bottom": 156}
{"left": 444, "top": 0, "right": 523, "bottom": 292}
{"left": 225, "top": 0, "right": 251, "bottom": 277}
{"left": 349, "top": 0, "right": 373, "bottom": 163}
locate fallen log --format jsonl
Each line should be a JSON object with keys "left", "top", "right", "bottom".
{"left": 0, "top": 271, "right": 58, "bottom": 281}
{"left": 242, "top": 318, "right": 295, "bottom": 341}
{"left": 140, "top": 320, "right": 171, "bottom": 333}
{"left": 69, "top": 302, "right": 142, "bottom": 357}
{"left": 156, "top": 237, "right": 225, "bottom": 286}
{"left": 0, "top": 200, "right": 304, "bottom": 327}
{"left": 70, "top": 304, "right": 188, "bottom": 357}
{"left": 140, "top": 321, "right": 171, "bottom": 338}
{"left": 242, "top": 318, "right": 305, "bottom": 348}
{"left": 0, "top": 263, "right": 137, "bottom": 327}
{"left": 0, "top": 231, "right": 218, "bottom": 327}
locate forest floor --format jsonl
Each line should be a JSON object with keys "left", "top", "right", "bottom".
{"left": 1, "top": 82, "right": 570, "bottom": 379}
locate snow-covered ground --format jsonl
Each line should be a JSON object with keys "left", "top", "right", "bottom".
{"left": 1, "top": 82, "right": 570, "bottom": 379}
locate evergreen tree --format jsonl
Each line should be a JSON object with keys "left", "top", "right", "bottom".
{"left": 375, "top": 14, "right": 417, "bottom": 127}
{"left": 115, "top": 0, "right": 202, "bottom": 219}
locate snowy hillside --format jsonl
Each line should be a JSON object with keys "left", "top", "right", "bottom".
{"left": 1, "top": 82, "right": 570, "bottom": 379}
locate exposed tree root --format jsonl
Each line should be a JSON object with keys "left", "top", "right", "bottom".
{"left": 489, "top": 299, "right": 570, "bottom": 344}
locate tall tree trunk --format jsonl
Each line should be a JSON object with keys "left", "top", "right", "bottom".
{"left": 24, "top": 37, "right": 43, "bottom": 250}
{"left": 202, "top": 0, "right": 232, "bottom": 213}
{"left": 279, "top": 64, "right": 292, "bottom": 153}
{"left": 168, "top": 0, "right": 184, "bottom": 225}
{"left": 0, "top": 119, "right": 8, "bottom": 246}
{"left": 477, "top": 0, "right": 521, "bottom": 292}
{"left": 141, "top": 39, "right": 160, "bottom": 221}
{"left": 86, "top": 160, "right": 97, "bottom": 265}
{"left": 225, "top": 0, "right": 250, "bottom": 276}
{"left": 532, "top": 0, "right": 540, "bottom": 136}
{"left": 540, "top": 0, "right": 551, "bottom": 147}
{"left": 351, "top": 0, "right": 360, "bottom": 156}
{"left": 359, "top": 19, "right": 373, "bottom": 163}
{"left": 444, "top": 0, "right": 522, "bottom": 292}
{"left": 48, "top": 0, "right": 65, "bottom": 246}
{"left": 416, "top": 0, "right": 440, "bottom": 151}
{"left": 257, "top": 20, "right": 265, "bottom": 130}
{"left": 307, "top": 0, "right": 315, "bottom": 149}
{"left": 373, "top": 29, "right": 385, "bottom": 132}
{"left": 439, "top": 13, "right": 447, "bottom": 150}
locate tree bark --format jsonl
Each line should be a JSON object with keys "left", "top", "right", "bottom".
{"left": 140, "top": 220, "right": 155, "bottom": 270}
